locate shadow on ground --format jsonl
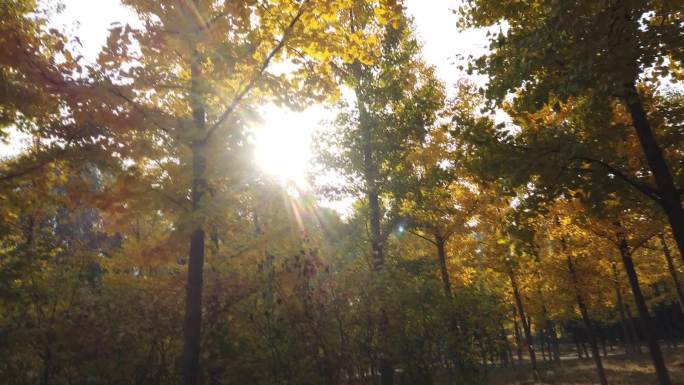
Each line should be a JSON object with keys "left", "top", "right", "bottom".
{"left": 485, "top": 347, "right": 684, "bottom": 385}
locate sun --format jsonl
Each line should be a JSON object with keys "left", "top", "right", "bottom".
{"left": 254, "top": 105, "right": 324, "bottom": 188}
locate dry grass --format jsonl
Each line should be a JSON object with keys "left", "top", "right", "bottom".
{"left": 485, "top": 348, "right": 684, "bottom": 385}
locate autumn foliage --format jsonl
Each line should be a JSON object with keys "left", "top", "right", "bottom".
{"left": 1, "top": 1, "right": 683, "bottom": 385}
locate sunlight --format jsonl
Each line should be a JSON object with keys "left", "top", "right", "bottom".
{"left": 253, "top": 105, "right": 325, "bottom": 189}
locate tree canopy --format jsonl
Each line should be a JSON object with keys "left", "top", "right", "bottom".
{"left": 1, "top": 1, "right": 683, "bottom": 385}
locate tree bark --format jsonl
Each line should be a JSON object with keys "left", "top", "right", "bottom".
{"left": 500, "top": 322, "right": 514, "bottom": 367}
{"left": 507, "top": 264, "right": 538, "bottom": 379}
{"left": 625, "top": 304, "right": 643, "bottom": 355}
{"left": 181, "top": 50, "right": 206, "bottom": 385}
{"left": 42, "top": 334, "right": 52, "bottom": 385}
{"left": 363, "top": 120, "right": 394, "bottom": 385}
{"left": 574, "top": 334, "right": 583, "bottom": 359}
{"left": 566, "top": 255, "right": 608, "bottom": 385}
{"left": 549, "top": 325, "right": 560, "bottom": 364}
{"left": 539, "top": 327, "right": 547, "bottom": 362}
{"left": 548, "top": 321, "right": 561, "bottom": 365}
{"left": 512, "top": 309, "right": 523, "bottom": 364}
{"left": 617, "top": 229, "right": 671, "bottom": 385}
{"left": 659, "top": 234, "right": 684, "bottom": 313}
{"left": 614, "top": 266, "right": 637, "bottom": 356}
{"left": 477, "top": 334, "right": 488, "bottom": 376}
{"left": 536, "top": 273, "right": 561, "bottom": 365}
{"left": 600, "top": 332, "right": 608, "bottom": 358}
{"left": 433, "top": 233, "right": 465, "bottom": 383}
{"left": 436, "top": 235, "right": 452, "bottom": 298}
{"left": 623, "top": 83, "right": 684, "bottom": 265}
{"left": 354, "top": 63, "right": 393, "bottom": 385}
{"left": 358, "top": 89, "right": 384, "bottom": 273}
{"left": 612, "top": 261, "right": 636, "bottom": 355}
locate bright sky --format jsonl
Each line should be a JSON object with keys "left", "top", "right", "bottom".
{"left": 49, "top": 1, "right": 483, "bottom": 82}
{"left": 5, "top": 0, "right": 491, "bottom": 213}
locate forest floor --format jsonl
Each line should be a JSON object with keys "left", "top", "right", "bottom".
{"left": 485, "top": 347, "right": 684, "bottom": 385}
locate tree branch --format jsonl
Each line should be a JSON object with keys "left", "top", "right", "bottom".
{"left": 407, "top": 229, "right": 437, "bottom": 246}
{"left": 627, "top": 230, "right": 660, "bottom": 256}
{"left": 573, "top": 156, "right": 662, "bottom": 203}
{"left": 0, "top": 137, "right": 76, "bottom": 183}
{"left": 204, "top": 0, "right": 310, "bottom": 142}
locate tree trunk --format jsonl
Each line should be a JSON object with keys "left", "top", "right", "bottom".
{"left": 434, "top": 233, "right": 463, "bottom": 383}
{"left": 354, "top": 65, "right": 393, "bottom": 385}
{"left": 359, "top": 95, "right": 384, "bottom": 273}
{"left": 659, "top": 234, "right": 684, "bottom": 313}
{"left": 612, "top": 261, "right": 634, "bottom": 355}
{"left": 537, "top": 279, "right": 561, "bottom": 365}
{"left": 566, "top": 255, "right": 608, "bottom": 385}
{"left": 42, "top": 335, "right": 52, "bottom": 385}
{"left": 477, "top": 334, "right": 488, "bottom": 376}
{"left": 537, "top": 329, "right": 551, "bottom": 362}
{"left": 617, "top": 229, "right": 672, "bottom": 385}
{"left": 574, "top": 335, "right": 583, "bottom": 359}
{"left": 548, "top": 321, "right": 561, "bottom": 365}
{"left": 623, "top": 83, "right": 684, "bottom": 264}
{"left": 436, "top": 235, "right": 452, "bottom": 298}
{"left": 500, "top": 323, "right": 514, "bottom": 367}
{"left": 512, "top": 309, "right": 523, "bottom": 364}
{"left": 181, "top": 50, "right": 206, "bottom": 385}
{"left": 615, "top": 274, "right": 636, "bottom": 356}
{"left": 508, "top": 265, "right": 538, "bottom": 379}
{"left": 365, "top": 132, "right": 394, "bottom": 385}
{"left": 369, "top": 186, "right": 384, "bottom": 271}
{"left": 600, "top": 332, "right": 608, "bottom": 358}
{"left": 625, "top": 304, "right": 643, "bottom": 355}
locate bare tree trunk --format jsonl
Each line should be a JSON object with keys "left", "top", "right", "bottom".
{"left": 477, "top": 334, "right": 488, "bottom": 376}
{"left": 354, "top": 62, "right": 393, "bottom": 385}
{"left": 659, "top": 234, "right": 684, "bottom": 313}
{"left": 615, "top": 273, "right": 636, "bottom": 356}
{"left": 181, "top": 48, "right": 206, "bottom": 385}
{"left": 500, "top": 323, "right": 514, "bottom": 367}
{"left": 623, "top": 83, "right": 684, "bottom": 264}
{"left": 436, "top": 235, "right": 452, "bottom": 298}
{"left": 538, "top": 329, "right": 551, "bottom": 362}
{"left": 508, "top": 264, "right": 538, "bottom": 380}
{"left": 538, "top": 288, "right": 561, "bottom": 365}
{"left": 613, "top": 261, "right": 633, "bottom": 355}
{"left": 41, "top": 334, "right": 52, "bottom": 385}
{"left": 574, "top": 333, "right": 583, "bottom": 359}
{"left": 512, "top": 309, "right": 523, "bottom": 364}
{"left": 533, "top": 254, "right": 562, "bottom": 365}
{"left": 566, "top": 255, "right": 608, "bottom": 385}
{"left": 617, "top": 229, "right": 671, "bottom": 385}
{"left": 600, "top": 332, "right": 608, "bottom": 358}
{"left": 548, "top": 321, "right": 561, "bottom": 365}
{"left": 625, "top": 304, "right": 643, "bottom": 355}
{"left": 433, "top": 233, "right": 463, "bottom": 384}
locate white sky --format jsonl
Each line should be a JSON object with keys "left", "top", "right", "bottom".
{"left": 50, "top": 0, "right": 486, "bottom": 86}
{"left": 48, "top": 1, "right": 480, "bottom": 71}
{"left": 405, "top": 0, "right": 490, "bottom": 90}
{"left": 4, "top": 0, "right": 492, "bottom": 213}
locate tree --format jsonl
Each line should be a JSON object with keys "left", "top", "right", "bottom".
{"left": 659, "top": 232, "right": 684, "bottom": 313}
{"left": 316, "top": 12, "right": 443, "bottom": 384}
{"left": 459, "top": 0, "right": 684, "bottom": 267}
{"left": 537, "top": 201, "right": 612, "bottom": 385}
{"left": 538, "top": 196, "right": 672, "bottom": 385}
{"left": 0, "top": 0, "right": 121, "bottom": 183}
{"left": 93, "top": 1, "right": 402, "bottom": 384}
